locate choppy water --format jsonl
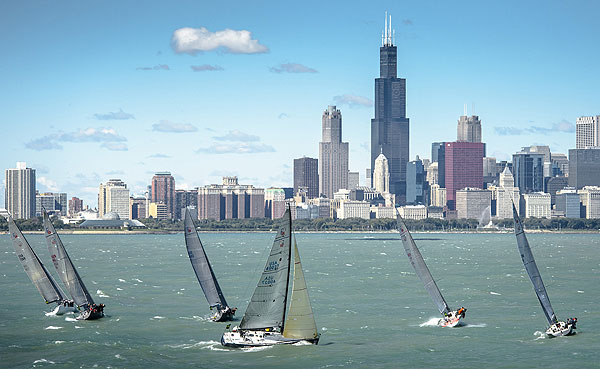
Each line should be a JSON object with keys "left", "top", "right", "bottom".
{"left": 1, "top": 232, "right": 599, "bottom": 368}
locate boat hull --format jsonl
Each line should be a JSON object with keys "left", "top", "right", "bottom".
{"left": 221, "top": 329, "right": 320, "bottom": 347}
{"left": 211, "top": 307, "right": 236, "bottom": 322}
{"left": 546, "top": 322, "right": 575, "bottom": 337}
{"left": 439, "top": 309, "right": 466, "bottom": 327}
{"left": 53, "top": 303, "right": 79, "bottom": 315}
{"left": 77, "top": 304, "right": 105, "bottom": 320}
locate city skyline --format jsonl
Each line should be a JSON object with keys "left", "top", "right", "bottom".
{"left": 2, "top": 1, "right": 600, "bottom": 207}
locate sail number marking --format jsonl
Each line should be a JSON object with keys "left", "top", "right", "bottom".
{"left": 265, "top": 261, "right": 279, "bottom": 271}
{"left": 262, "top": 276, "right": 276, "bottom": 285}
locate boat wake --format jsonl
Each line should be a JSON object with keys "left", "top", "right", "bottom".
{"left": 44, "top": 326, "right": 63, "bottom": 330}
{"left": 419, "top": 318, "right": 442, "bottom": 327}
{"left": 64, "top": 317, "right": 77, "bottom": 322}
{"left": 178, "top": 315, "right": 211, "bottom": 322}
{"left": 96, "top": 289, "right": 110, "bottom": 298}
{"left": 169, "top": 340, "right": 230, "bottom": 352}
{"left": 464, "top": 323, "right": 487, "bottom": 328}
{"left": 45, "top": 310, "right": 58, "bottom": 317}
{"left": 533, "top": 331, "right": 546, "bottom": 340}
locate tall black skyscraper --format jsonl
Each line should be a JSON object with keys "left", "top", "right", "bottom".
{"left": 293, "top": 156, "right": 319, "bottom": 199}
{"left": 371, "top": 13, "right": 410, "bottom": 204}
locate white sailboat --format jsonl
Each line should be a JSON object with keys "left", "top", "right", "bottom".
{"left": 6, "top": 214, "right": 78, "bottom": 315}
{"left": 184, "top": 208, "right": 235, "bottom": 321}
{"left": 221, "top": 208, "right": 320, "bottom": 347}
{"left": 511, "top": 203, "right": 577, "bottom": 337}
{"left": 397, "top": 212, "right": 466, "bottom": 327}
{"left": 43, "top": 210, "right": 105, "bottom": 320}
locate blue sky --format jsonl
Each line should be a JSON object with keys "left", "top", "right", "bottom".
{"left": 1, "top": 0, "right": 599, "bottom": 207}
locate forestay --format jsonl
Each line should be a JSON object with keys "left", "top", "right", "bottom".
{"left": 512, "top": 204, "right": 557, "bottom": 325}
{"left": 43, "top": 211, "right": 95, "bottom": 308}
{"left": 8, "top": 216, "right": 66, "bottom": 304}
{"left": 283, "top": 238, "right": 318, "bottom": 340}
{"left": 397, "top": 215, "right": 450, "bottom": 315}
{"left": 240, "top": 208, "right": 292, "bottom": 330}
{"left": 184, "top": 208, "right": 228, "bottom": 308}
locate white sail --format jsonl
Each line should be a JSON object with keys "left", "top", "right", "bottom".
{"left": 283, "top": 238, "right": 318, "bottom": 340}
{"left": 240, "top": 209, "right": 292, "bottom": 330}
{"left": 397, "top": 214, "right": 450, "bottom": 315}
{"left": 43, "top": 211, "right": 95, "bottom": 308}
{"left": 512, "top": 203, "right": 557, "bottom": 325}
{"left": 7, "top": 215, "right": 67, "bottom": 304}
{"left": 184, "top": 208, "right": 228, "bottom": 309}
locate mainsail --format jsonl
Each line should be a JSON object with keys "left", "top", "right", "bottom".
{"left": 184, "top": 208, "right": 228, "bottom": 309}
{"left": 43, "top": 211, "right": 95, "bottom": 308}
{"left": 512, "top": 204, "right": 557, "bottom": 325}
{"left": 7, "top": 215, "right": 67, "bottom": 304}
{"left": 240, "top": 208, "right": 292, "bottom": 330}
{"left": 283, "top": 237, "right": 318, "bottom": 340}
{"left": 397, "top": 215, "right": 450, "bottom": 315}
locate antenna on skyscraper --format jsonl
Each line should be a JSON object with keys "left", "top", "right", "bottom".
{"left": 464, "top": 103, "right": 467, "bottom": 116}
{"left": 385, "top": 11, "right": 388, "bottom": 45}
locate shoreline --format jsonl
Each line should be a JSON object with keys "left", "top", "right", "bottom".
{"left": 1, "top": 229, "right": 598, "bottom": 235}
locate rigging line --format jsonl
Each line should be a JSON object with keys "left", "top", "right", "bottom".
{"left": 241, "top": 233, "right": 273, "bottom": 305}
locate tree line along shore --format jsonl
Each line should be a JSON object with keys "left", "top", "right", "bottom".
{"left": 1, "top": 216, "right": 599, "bottom": 233}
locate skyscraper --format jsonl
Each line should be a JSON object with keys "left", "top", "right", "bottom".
{"left": 68, "top": 197, "right": 83, "bottom": 217}
{"left": 457, "top": 115, "right": 482, "bottom": 142}
{"left": 5, "top": 162, "right": 36, "bottom": 219}
{"left": 151, "top": 172, "right": 175, "bottom": 219}
{"left": 319, "top": 105, "right": 349, "bottom": 198}
{"left": 444, "top": 142, "right": 484, "bottom": 210}
{"left": 406, "top": 157, "right": 426, "bottom": 205}
{"left": 568, "top": 148, "right": 600, "bottom": 189}
{"left": 431, "top": 142, "right": 445, "bottom": 188}
{"left": 98, "top": 179, "right": 130, "bottom": 219}
{"left": 293, "top": 157, "right": 319, "bottom": 199}
{"left": 512, "top": 150, "right": 545, "bottom": 194}
{"left": 373, "top": 152, "right": 390, "bottom": 194}
{"left": 576, "top": 115, "right": 600, "bottom": 148}
{"left": 371, "top": 13, "right": 410, "bottom": 204}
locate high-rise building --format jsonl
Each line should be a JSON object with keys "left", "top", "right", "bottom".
{"left": 429, "top": 184, "right": 446, "bottom": 207}
{"left": 197, "top": 177, "right": 265, "bottom": 220}
{"left": 444, "top": 142, "right": 484, "bottom": 210}
{"left": 544, "top": 176, "right": 568, "bottom": 205}
{"left": 98, "top": 179, "right": 130, "bottom": 219}
{"left": 576, "top": 115, "right": 600, "bottom": 149}
{"left": 264, "top": 188, "right": 286, "bottom": 219}
{"left": 406, "top": 157, "right": 425, "bottom": 204}
{"left": 555, "top": 188, "right": 580, "bottom": 218}
{"left": 319, "top": 106, "right": 349, "bottom": 198}
{"left": 457, "top": 115, "right": 482, "bottom": 143}
{"left": 174, "top": 189, "right": 198, "bottom": 220}
{"left": 373, "top": 152, "right": 390, "bottom": 194}
{"left": 5, "top": 162, "right": 36, "bottom": 219}
{"left": 578, "top": 186, "right": 600, "bottom": 219}
{"left": 523, "top": 192, "right": 551, "bottom": 219}
{"left": 371, "top": 14, "right": 410, "bottom": 204}
{"left": 130, "top": 196, "right": 148, "bottom": 219}
{"left": 426, "top": 162, "right": 438, "bottom": 186}
{"left": 494, "top": 167, "right": 520, "bottom": 219}
{"left": 568, "top": 148, "right": 600, "bottom": 189}
{"left": 456, "top": 188, "right": 491, "bottom": 220}
{"left": 36, "top": 192, "right": 67, "bottom": 216}
{"left": 512, "top": 150, "right": 545, "bottom": 194}
{"left": 348, "top": 171, "right": 360, "bottom": 190}
{"left": 151, "top": 172, "right": 175, "bottom": 219}
{"left": 483, "top": 157, "right": 497, "bottom": 185}
{"left": 68, "top": 197, "right": 83, "bottom": 217}
{"left": 365, "top": 168, "right": 372, "bottom": 188}
{"left": 431, "top": 142, "right": 445, "bottom": 187}
{"left": 293, "top": 157, "right": 319, "bottom": 199}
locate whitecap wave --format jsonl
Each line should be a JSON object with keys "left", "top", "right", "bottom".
{"left": 534, "top": 331, "right": 546, "bottom": 340}
{"left": 45, "top": 309, "right": 58, "bottom": 317}
{"left": 33, "top": 358, "right": 56, "bottom": 364}
{"left": 64, "top": 317, "right": 77, "bottom": 322}
{"left": 419, "top": 318, "right": 441, "bottom": 327}
{"left": 465, "top": 323, "right": 487, "bottom": 328}
{"left": 44, "top": 326, "right": 63, "bottom": 330}
{"left": 489, "top": 291, "right": 501, "bottom": 295}
{"left": 133, "top": 278, "right": 143, "bottom": 283}
{"left": 96, "top": 289, "right": 110, "bottom": 298}
{"left": 152, "top": 316, "right": 165, "bottom": 320}
{"left": 53, "top": 341, "right": 65, "bottom": 344}
{"left": 118, "top": 279, "right": 127, "bottom": 283}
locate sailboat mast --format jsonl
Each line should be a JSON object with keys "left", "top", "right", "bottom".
{"left": 280, "top": 206, "right": 293, "bottom": 332}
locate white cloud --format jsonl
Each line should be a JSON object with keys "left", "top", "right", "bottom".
{"left": 26, "top": 127, "right": 127, "bottom": 151}
{"left": 213, "top": 130, "right": 259, "bottom": 142}
{"left": 333, "top": 94, "right": 373, "bottom": 108}
{"left": 148, "top": 153, "right": 171, "bottom": 158}
{"left": 25, "top": 137, "right": 63, "bottom": 151}
{"left": 37, "top": 177, "right": 59, "bottom": 192}
{"left": 152, "top": 120, "right": 198, "bottom": 133}
{"left": 172, "top": 27, "right": 268, "bottom": 54}
{"left": 136, "top": 64, "right": 170, "bottom": 71}
{"left": 101, "top": 142, "right": 128, "bottom": 151}
{"left": 196, "top": 142, "right": 275, "bottom": 154}
{"left": 270, "top": 63, "right": 317, "bottom": 73}
{"left": 94, "top": 109, "right": 135, "bottom": 120}
{"left": 191, "top": 64, "right": 224, "bottom": 72}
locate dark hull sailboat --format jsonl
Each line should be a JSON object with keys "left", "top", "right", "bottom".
{"left": 221, "top": 208, "right": 320, "bottom": 347}
{"left": 43, "top": 211, "right": 104, "bottom": 320}
{"left": 184, "top": 208, "right": 235, "bottom": 322}
{"left": 397, "top": 212, "right": 466, "bottom": 327}
{"left": 511, "top": 203, "right": 576, "bottom": 337}
{"left": 6, "top": 214, "right": 77, "bottom": 315}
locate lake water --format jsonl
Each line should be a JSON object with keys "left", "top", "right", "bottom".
{"left": 1, "top": 232, "right": 599, "bottom": 368}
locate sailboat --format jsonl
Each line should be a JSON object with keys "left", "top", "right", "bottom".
{"left": 397, "top": 212, "right": 466, "bottom": 327}
{"left": 6, "top": 214, "right": 78, "bottom": 315}
{"left": 511, "top": 203, "right": 577, "bottom": 337}
{"left": 43, "top": 210, "right": 104, "bottom": 320}
{"left": 221, "top": 208, "right": 320, "bottom": 347}
{"left": 184, "top": 208, "right": 235, "bottom": 321}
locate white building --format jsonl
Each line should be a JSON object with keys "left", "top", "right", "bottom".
{"left": 373, "top": 152, "right": 390, "bottom": 194}
{"left": 99, "top": 179, "right": 130, "bottom": 220}
{"left": 319, "top": 106, "right": 349, "bottom": 198}
{"left": 426, "top": 162, "right": 438, "bottom": 186}
{"left": 264, "top": 187, "right": 286, "bottom": 219}
{"left": 430, "top": 184, "right": 446, "bottom": 207}
{"left": 578, "top": 186, "right": 600, "bottom": 219}
{"left": 523, "top": 192, "right": 551, "bottom": 219}
{"left": 337, "top": 200, "right": 370, "bottom": 219}
{"left": 348, "top": 171, "right": 360, "bottom": 190}
{"left": 5, "top": 162, "right": 36, "bottom": 219}
{"left": 555, "top": 187, "right": 580, "bottom": 218}
{"left": 576, "top": 115, "right": 600, "bottom": 149}
{"left": 494, "top": 167, "right": 521, "bottom": 219}
{"left": 371, "top": 206, "right": 396, "bottom": 219}
{"left": 398, "top": 205, "right": 427, "bottom": 220}
{"left": 456, "top": 188, "right": 492, "bottom": 219}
